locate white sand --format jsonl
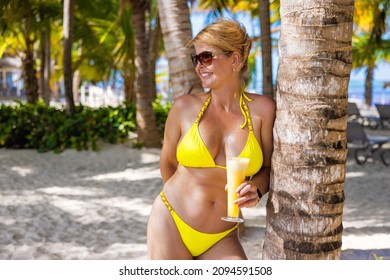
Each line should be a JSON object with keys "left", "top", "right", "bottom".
{"left": 0, "top": 143, "right": 389, "bottom": 260}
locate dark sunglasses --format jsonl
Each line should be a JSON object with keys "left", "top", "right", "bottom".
{"left": 190, "top": 51, "right": 231, "bottom": 67}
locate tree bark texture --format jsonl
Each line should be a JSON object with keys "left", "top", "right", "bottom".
{"left": 132, "top": 0, "right": 162, "bottom": 147}
{"left": 63, "top": 0, "right": 76, "bottom": 116}
{"left": 263, "top": 0, "right": 354, "bottom": 260}
{"left": 259, "top": 0, "right": 274, "bottom": 98}
{"left": 23, "top": 17, "right": 39, "bottom": 104}
{"left": 364, "top": 66, "right": 373, "bottom": 107}
{"left": 40, "top": 20, "right": 51, "bottom": 106}
{"left": 148, "top": 13, "right": 161, "bottom": 101}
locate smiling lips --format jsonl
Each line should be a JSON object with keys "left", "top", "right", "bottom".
{"left": 200, "top": 72, "right": 212, "bottom": 78}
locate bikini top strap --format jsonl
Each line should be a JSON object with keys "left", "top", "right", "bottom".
{"left": 195, "top": 96, "right": 212, "bottom": 124}
{"left": 240, "top": 92, "right": 253, "bottom": 131}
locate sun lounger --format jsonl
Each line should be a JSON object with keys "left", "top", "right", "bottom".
{"left": 348, "top": 102, "right": 379, "bottom": 128}
{"left": 375, "top": 104, "right": 390, "bottom": 129}
{"left": 347, "top": 121, "right": 390, "bottom": 165}
{"left": 348, "top": 102, "right": 362, "bottom": 121}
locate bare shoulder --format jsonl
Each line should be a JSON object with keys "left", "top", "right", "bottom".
{"left": 171, "top": 92, "right": 210, "bottom": 117}
{"left": 246, "top": 92, "right": 276, "bottom": 116}
{"left": 173, "top": 91, "right": 209, "bottom": 106}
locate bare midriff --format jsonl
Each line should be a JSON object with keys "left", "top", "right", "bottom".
{"left": 162, "top": 165, "right": 234, "bottom": 233}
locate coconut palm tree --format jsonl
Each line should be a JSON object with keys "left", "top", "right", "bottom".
{"left": 39, "top": 17, "right": 51, "bottom": 105}
{"left": 157, "top": 0, "right": 203, "bottom": 98}
{"left": 262, "top": 0, "right": 354, "bottom": 260}
{"left": 0, "top": 0, "right": 41, "bottom": 103}
{"left": 353, "top": 0, "right": 390, "bottom": 107}
{"left": 258, "top": 0, "right": 273, "bottom": 97}
{"left": 352, "top": 35, "right": 390, "bottom": 107}
{"left": 72, "top": 0, "right": 128, "bottom": 95}
{"left": 148, "top": 1, "right": 161, "bottom": 101}
{"left": 129, "top": 0, "right": 161, "bottom": 147}
{"left": 114, "top": 5, "right": 136, "bottom": 102}
{"left": 63, "top": 0, "right": 76, "bottom": 116}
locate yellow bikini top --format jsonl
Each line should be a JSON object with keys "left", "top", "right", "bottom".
{"left": 176, "top": 92, "right": 263, "bottom": 177}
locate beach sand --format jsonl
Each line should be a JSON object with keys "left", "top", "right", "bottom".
{"left": 0, "top": 143, "right": 389, "bottom": 260}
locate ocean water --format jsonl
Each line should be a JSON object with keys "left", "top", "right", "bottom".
{"left": 348, "top": 80, "right": 390, "bottom": 105}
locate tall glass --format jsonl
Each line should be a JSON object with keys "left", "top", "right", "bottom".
{"left": 221, "top": 157, "right": 250, "bottom": 223}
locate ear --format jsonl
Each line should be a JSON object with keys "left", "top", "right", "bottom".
{"left": 231, "top": 52, "right": 242, "bottom": 71}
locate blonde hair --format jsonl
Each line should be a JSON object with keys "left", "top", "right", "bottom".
{"left": 191, "top": 18, "right": 252, "bottom": 77}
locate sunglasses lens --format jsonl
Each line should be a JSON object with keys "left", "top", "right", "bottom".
{"left": 191, "top": 51, "right": 213, "bottom": 67}
{"left": 191, "top": 54, "right": 197, "bottom": 67}
{"left": 199, "top": 52, "right": 213, "bottom": 66}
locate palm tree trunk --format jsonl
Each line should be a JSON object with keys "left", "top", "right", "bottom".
{"left": 259, "top": 0, "right": 274, "bottom": 98}
{"left": 148, "top": 13, "right": 161, "bottom": 101}
{"left": 132, "top": 0, "right": 161, "bottom": 147}
{"left": 123, "top": 72, "right": 134, "bottom": 102}
{"left": 40, "top": 19, "right": 51, "bottom": 106}
{"left": 23, "top": 17, "right": 39, "bottom": 104}
{"left": 63, "top": 0, "right": 76, "bottom": 116}
{"left": 157, "top": 0, "right": 203, "bottom": 99}
{"left": 364, "top": 66, "right": 374, "bottom": 107}
{"left": 263, "top": 0, "right": 354, "bottom": 260}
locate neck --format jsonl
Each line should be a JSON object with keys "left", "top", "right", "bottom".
{"left": 210, "top": 88, "right": 242, "bottom": 111}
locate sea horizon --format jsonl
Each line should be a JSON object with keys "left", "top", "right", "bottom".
{"left": 348, "top": 79, "right": 390, "bottom": 106}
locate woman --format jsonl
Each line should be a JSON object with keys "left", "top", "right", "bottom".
{"left": 147, "top": 18, "right": 276, "bottom": 260}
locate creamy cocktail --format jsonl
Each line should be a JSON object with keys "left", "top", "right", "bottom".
{"left": 221, "top": 157, "right": 250, "bottom": 223}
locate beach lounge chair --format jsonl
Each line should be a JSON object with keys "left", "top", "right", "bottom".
{"left": 375, "top": 104, "right": 390, "bottom": 129}
{"left": 347, "top": 121, "right": 390, "bottom": 165}
{"left": 348, "top": 102, "right": 378, "bottom": 128}
{"left": 348, "top": 102, "right": 363, "bottom": 121}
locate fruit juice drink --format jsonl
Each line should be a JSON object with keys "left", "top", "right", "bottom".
{"left": 226, "top": 157, "right": 250, "bottom": 219}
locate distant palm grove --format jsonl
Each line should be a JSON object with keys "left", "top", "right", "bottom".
{"left": 1, "top": 0, "right": 390, "bottom": 260}
{"left": 1, "top": 0, "right": 389, "bottom": 148}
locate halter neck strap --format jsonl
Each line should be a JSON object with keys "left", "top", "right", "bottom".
{"left": 239, "top": 92, "right": 253, "bottom": 130}
{"left": 195, "top": 96, "right": 212, "bottom": 124}
{"left": 195, "top": 92, "right": 253, "bottom": 130}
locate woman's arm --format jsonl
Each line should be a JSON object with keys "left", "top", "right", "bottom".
{"left": 251, "top": 95, "right": 276, "bottom": 197}
{"left": 159, "top": 100, "right": 182, "bottom": 184}
{"left": 236, "top": 95, "right": 276, "bottom": 207}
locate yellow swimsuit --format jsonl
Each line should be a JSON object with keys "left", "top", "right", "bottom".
{"left": 176, "top": 92, "right": 263, "bottom": 176}
{"left": 160, "top": 192, "right": 238, "bottom": 257}
{"left": 162, "top": 92, "right": 263, "bottom": 257}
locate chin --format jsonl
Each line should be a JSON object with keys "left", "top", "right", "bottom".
{"left": 201, "top": 81, "right": 214, "bottom": 89}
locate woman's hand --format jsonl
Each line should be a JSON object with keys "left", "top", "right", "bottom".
{"left": 234, "top": 181, "right": 260, "bottom": 208}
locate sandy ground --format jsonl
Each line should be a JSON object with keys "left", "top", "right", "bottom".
{"left": 0, "top": 142, "right": 390, "bottom": 260}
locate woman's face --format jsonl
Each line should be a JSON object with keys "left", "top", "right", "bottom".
{"left": 193, "top": 45, "right": 233, "bottom": 89}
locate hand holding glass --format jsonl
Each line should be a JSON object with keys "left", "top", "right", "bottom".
{"left": 221, "top": 157, "right": 250, "bottom": 223}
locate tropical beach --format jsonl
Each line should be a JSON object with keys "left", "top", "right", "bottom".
{"left": 1, "top": 0, "right": 390, "bottom": 266}
{"left": 1, "top": 141, "right": 389, "bottom": 260}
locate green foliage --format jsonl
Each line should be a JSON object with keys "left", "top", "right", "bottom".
{"left": 131, "top": 140, "right": 145, "bottom": 149}
{"left": 0, "top": 100, "right": 140, "bottom": 153}
{"left": 152, "top": 95, "right": 171, "bottom": 138}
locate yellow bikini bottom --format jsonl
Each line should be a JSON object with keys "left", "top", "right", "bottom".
{"left": 160, "top": 191, "right": 238, "bottom": 257}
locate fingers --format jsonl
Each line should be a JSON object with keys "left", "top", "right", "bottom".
{"left": 234, "top": 182, "right": 260, "bottom": 208}
{"left": 236, "top": 182, "right": 251, "bottom": 194}
{"left": 235, "top": 195, "right": 259, "bottom": 208}
{"left": 235, "top": 181, "right": 249, "bottom": 193}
